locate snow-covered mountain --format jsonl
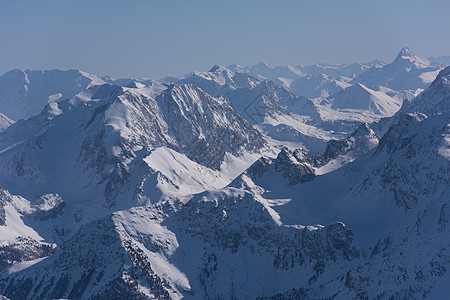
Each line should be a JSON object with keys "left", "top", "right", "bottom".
{"left": 328, "top": 83, "right": 401, "bottom": 113}
{"left": 289, "top": 73, "right": 352, "bottom": 98}
{"left": 296, "top": 61, "right": 380, "bottom": 78}
{"left": 178, "top": 65, "right": 260, "bottom": 96}
{"left": 227, "top": 61, "right": 306, "bottom": 82}
{"left": 0, "top": 69, "right": 168, "bottom": 122}
{"left": 243, "top": 121, "right": 381, "bottom": 185}
{"left": 316, "top": 83, "right": 403, "bottom": 125}
{"left": 178, "top": 63, "right": 419, "bottom": 153}
{"left": 100, "top": 75, "right": 153, "bottom": 87}
{"left": 179, "top": 65, "right": 333, "bottom": 152}
{"left": 227, "top": 61, "right": 375, "bottom": 83}
{"left": 353, "top": 47, "right": 442, "bottom": 91}
{"left": 2, "top": 66, "right": 448, "bottom": 298}
{"left": 0, "top": 81, "right": 266, "bottom": 238}
{"left": 0, "top": 58, "right": 448, "bottom": 299}
{"left": 226, "top": 61, "right": 377, "bottom": 96}
{"left": 400, "top": 66, "right": 450, "bottom": 116}
{"left": 0, "top": 69, "right": 106, "bottom": 120}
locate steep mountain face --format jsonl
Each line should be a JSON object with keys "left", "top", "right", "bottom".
{"left": 3, "top": 104, "right": 447, "bottom": 298}
{"left": 178, "top": 65, "right": 260, "bottom": 96}
{"left": 400, "top": 66, "right": 450, "bottom": 116}
{"left": 0, "top": 82, "right": 266, "bottom": 218}
{"left": 243, "top": 122, "right": 380, "bottom": 186}
{"left": 0, "top": 69, "right": 106, "bottom": 120}
{"left": 4, "top": 70, "right": 444, "bottom": 298}
{"left": 0, "top": 185, "right": 361, "bottom": 299}
{"left": 353, "top": 47, "right": 442, "bottom": 91}
{"left": 314, "top": 123, "right": 380, "bottom": 174}
{"left": 0, "top": 63, "right": 448, "bottom": 299}
{"left": 0, "top": 188, "right": 56, "bottom": 271}
{"left": 245, "top": 148, "right": 316, "bottom": 186}
{"left": 250, "top": 70, "right": 450, "bottom": 298}
{"left": 373, "top": 66, "right": 450, "bottom": 136}
{"left": 180, "top": 65, "right": 329, "bottom": 151}
{"left": 182, "top": 63, "right": 404, "bottom": 154}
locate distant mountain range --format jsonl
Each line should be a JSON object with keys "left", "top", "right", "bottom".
{"left": 0, "top": 48, "right": 448, "bottom": 299}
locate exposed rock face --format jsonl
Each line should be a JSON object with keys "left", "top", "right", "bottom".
{"left": 31, "top": 194, "right": 66, "bottom": 221}
{"left": 0, "top": 63, "right": 448, "bottom": 300}
{"left": 246, "top": 148, "right": 315, "bottom": 186}
{"left": 0, "top": 188, "right": 360, "bottom": 299}
{"left": 0, "top": 237, "right": 53, "bottom": 272}
{"left": 319, "top": 123, "right": 380, "bottom": 164}
{"left": 245, "top": 122, "right": 381, "bottom": 185}
{"left": 156, "top": 84, "right": 266, "bottom": 169}
{"left": 273, "top": 149, "right": 315, "bottom": 185}
{"left": 0, "top": 82, "right": 267, "bottom": 207}
{"left": 0, "top": 201, "right": 5, "bottom": 227}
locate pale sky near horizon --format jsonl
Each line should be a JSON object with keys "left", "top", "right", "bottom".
{"left": 1, "top": 0, "right": 449, "bottom": 79}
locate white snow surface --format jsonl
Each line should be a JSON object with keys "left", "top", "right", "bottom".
{"left": 0, "top": 61, "right": 449, "bottom": 300}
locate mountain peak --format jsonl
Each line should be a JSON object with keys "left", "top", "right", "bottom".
{"left": 351, "top": 122, "right": 376, "bottom": 138}
{"left": 256, "top": 61, "right": 272, "bottom": 68}
{"left": 208, "top": 64, "right": 228, "bottom": 72}
{"left": 434, "top": 66, "right": 450, "bottom": 82}
{"left": 397, "top": 46, "right": 413, "bottom": 58}
{"left": 392, "top": 46, "right": 431, "bottom": 68}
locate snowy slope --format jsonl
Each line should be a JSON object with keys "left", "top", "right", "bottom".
{"left": 0, "top": 62, "right": 448, "bottom": 300}
{"left": 227, "top": 61, "right": 374, "bottom": 96}
{"left": 0, "top": 81, "right": 267, "bottom": 238}
{"left": 0, "top": 186, "right": 361, "bottom": 299}
{"left": 373, "top": 66, "right": 450, "bottom": 136}
{"left": 353, "top": 47, "right": 442, "bottom": 91}
{"left": 289, "top": 73, "right": 352, "bottom": 99}
{"left": 241, "top": 121, "right": 380, "bottom": 187}
{"left": 238, "top": 68, "right": 450, "bottom": 298}
{"left": 178, "top": 65, "right": 259, "bottom": 96}
{"left": 0, "top": 188, "right": 56, "bottom": 271}
{"left": 101, "top": 75, "right": 152, "bottom": 87}
{"left": 296, "top": 62, "right": 376, "bottom": 78}
{"left": 312, "top": 83, "right": 404, "bottom": 130}
{"left": 329, "top": 83, "right": 400, "bottom": 113}
{"left": 180, "top": 63, "right": 415, "bottom": 153}
{"left": 400, "top": 66, "right": 450, "bottom": 116}
{"left": 180, "top": 65, "right": 333, "bottom": 151}
{"left": 0, "top": 69, "right": 106, "bottom": 120}
{"left": 227, "top": 61, "right": 306, "bottom": 82}
{"left": 2, "top": 102, "right": 446, "bottom": 299}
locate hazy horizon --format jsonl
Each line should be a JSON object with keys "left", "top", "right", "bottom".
{"left": 1, "top": 0, "right": 449, "bottom": 79}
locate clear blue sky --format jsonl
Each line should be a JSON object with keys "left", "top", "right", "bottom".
{"left": 1, "top": 0, "right": 449, "bottom": 79}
